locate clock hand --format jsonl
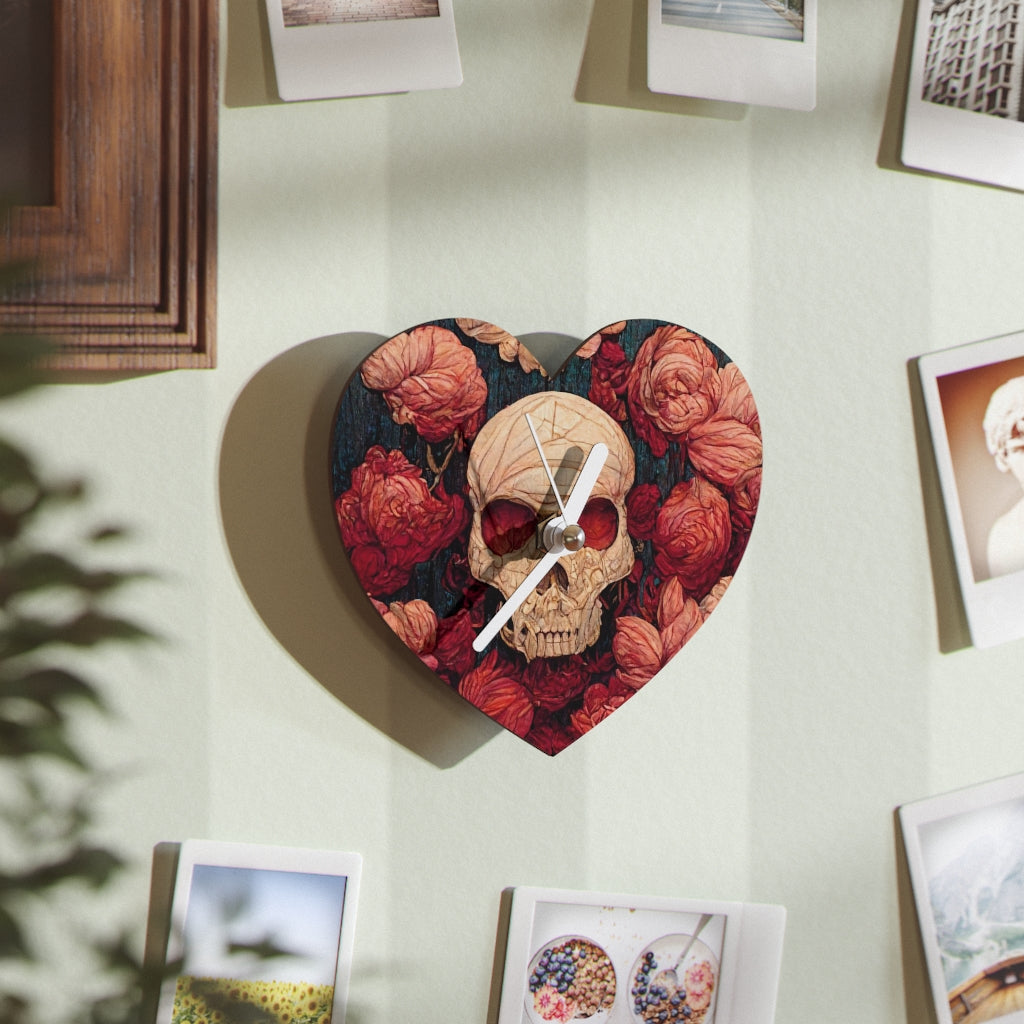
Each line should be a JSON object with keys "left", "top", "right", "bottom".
{"left": 525, "top": 412, "right": 568, "bottom": 519}
{"left": 472, "top": 547, "right": 563, "bottom": 653}
{"left": 472, "top": 440, "right": 609, "bottom": 653}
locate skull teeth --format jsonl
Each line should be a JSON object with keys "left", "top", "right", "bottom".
{"left": 510, "top": 623, "right": 581, "bottom": 661}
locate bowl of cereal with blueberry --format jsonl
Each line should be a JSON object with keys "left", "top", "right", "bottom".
{"left": 628, "top": 934, "right": 718, "bottom": 1024}
{"left": 525, "top": 935, "right": 616, "bottom": 1023}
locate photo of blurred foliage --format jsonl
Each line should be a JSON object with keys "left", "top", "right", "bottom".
{"left": 0, "top": 225, "right": 154, "bottom": 1024}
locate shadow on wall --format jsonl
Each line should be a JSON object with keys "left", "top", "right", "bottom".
{"left": 893, "top": 812, "right": 941, "bottom": 1024}
{"left": 218, "top": 333, "right": 501, "bottom": 768}
{"left": 575, "top": 0, "right": 746, "bottom": 120}
{"left": 222, "top": 0, "right": 748, "bottom": 117}
{"left": 906, "top": 360, "right": 971, "bottom": 654}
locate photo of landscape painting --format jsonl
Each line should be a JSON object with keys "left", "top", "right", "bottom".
{"left": 171, "top": 865, "right": 348, "bottom": 1024}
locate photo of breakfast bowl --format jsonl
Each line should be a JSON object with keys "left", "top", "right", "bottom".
{"left": 628, "top": 933, "right": 719, "bottom": 1024}
{"left": 525, "top": 934, "right": 617, "bottom": 1024}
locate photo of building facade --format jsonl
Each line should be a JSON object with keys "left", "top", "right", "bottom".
{"left": 922, "top": 0, "right": 1024, "bottom": 121}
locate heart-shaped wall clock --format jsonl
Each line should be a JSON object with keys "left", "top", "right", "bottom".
{"left": 329, "top": 319, "right": 762, "bottom": 754}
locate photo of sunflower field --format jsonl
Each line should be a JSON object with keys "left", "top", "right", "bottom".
{"left": 171, "top": 976, "right": 335, "bottom": 1024}
{"left": 166, "top": 864, "right": 350, "bottom": 1024}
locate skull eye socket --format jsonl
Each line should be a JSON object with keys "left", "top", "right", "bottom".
{"left": 481, "top": 499, "right": 539, "bottom": 555}
{"left": 579, "top": 497, "right": 619, "bottom": 550}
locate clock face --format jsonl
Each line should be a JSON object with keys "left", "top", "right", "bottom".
{"left": 329, "top": 318, "right": 762, "bottom": 755}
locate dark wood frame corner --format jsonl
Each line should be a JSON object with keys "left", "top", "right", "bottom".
{"left": 0, "top": 0, "right": 218, "bottom": 371}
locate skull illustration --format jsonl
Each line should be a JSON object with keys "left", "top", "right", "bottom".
{"left": 467, "top": 392, "right": 636, "bottom": 661}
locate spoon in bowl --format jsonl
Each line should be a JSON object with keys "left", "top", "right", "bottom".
{"left": 651, "top": 913, "right": 713, "bottom": 992}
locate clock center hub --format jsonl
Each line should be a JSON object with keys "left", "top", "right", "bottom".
{"left": 561, "top": 522, "right": 586, "bottom": 553}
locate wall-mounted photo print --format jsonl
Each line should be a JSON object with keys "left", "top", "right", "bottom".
{"left": 646, "top": 0, "right": 816, "bottom": 110}
{"left": 157, "top": 840, "right": 362, "bottom": 1024}
{"left": 495, "top": 887, "right": 785, "bottom": 1024}
{"left": 900, "top": 772, "right": 1024, "bottom": 1024}
{"left": 902, "top": 0, "right": 1024, "bottom": 190}
{"left": 265, "top": 0, "right": 461, "bottom": 100}
{"left": 918, "top": 330, "right": 1024, "bottom": 648}
{"left": 281, "top": 0, "right": 440, "bottom": 27}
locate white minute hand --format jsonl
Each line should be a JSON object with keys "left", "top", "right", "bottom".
{"left": 472, "top": 441, "right": 609, "bottom": 653}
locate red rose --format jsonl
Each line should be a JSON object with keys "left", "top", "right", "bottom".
{"left": 613, "top": 577, "right": 703, "bottom": 689}
{"left": 373, "top": 598, "right": 438, "bottom": 670}
{"left": 361, "top": 324, "right": 488, "bottom": 442}
{"left": 587, "top": 336, "right": 631, "bottom": 422}
{"left": 459, "top": 650, "right": 534, "bottom": 737}
{"left": 525, "top": 712, "right": 577, "bottom": 756}
{"left": 570, "top": 682, "right": 629, "bottom": 735}
{"left": 652, "top": 475, "right": 732, "bottom": 596}
{"left": 626, "top": 483, "right": 661, "bottom": 541}
{"left": 627, "top": 325, "right": 722, "bottom": 457}
{"left": 434, "top": 609, "right": 479, "bottom": 679}
{"left": 523, "top": 657, "right": 590, "bottom": 713}
{"left": 336, "top": 446, "right": 468, "bottom": 596}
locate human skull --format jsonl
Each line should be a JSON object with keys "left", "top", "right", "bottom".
{"left": 467, "top": 392, "right": 636, "bottom": 661}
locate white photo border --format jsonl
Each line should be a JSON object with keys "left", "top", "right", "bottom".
{"left": 156, "top": 839, "right": 362, "bottom": 1024}
{"left": 496, "top": 886, "right": 785, "bottom": 1024}
{"left": 646, "top": 0, "right": 816, "bottom": 111}
{"left": 902, "top": 0, "right": 1024, "bottom": 191}
{"left": 900, "top": 772, "right": 1024, "bottom": 1024}
{"left": 918, "top": 330, "right": 1024, "bottom": 650}
{"left": 264, "top": 0, "right": 462, "bottom": 101}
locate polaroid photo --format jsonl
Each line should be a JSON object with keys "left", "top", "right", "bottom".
{"left": 647, "top": 0, "right": 816, "bottom": 111}
{"left": 265, "top": 0, "right": 462, "bottom": 102}
{"left": 156, "top": 839, "right": 362, "bottom": 1024}
{"left": 902, "top": 0, "right": 1024, "bottom": 191}
{"left": 900, "top": 772, "right": 1024, "bottom": 1024}
{"left": 918, "top": 330, "right": 1024, "bottom": 649}
{"left": 495, "top": 886, "right": 786, "bottom": 1024}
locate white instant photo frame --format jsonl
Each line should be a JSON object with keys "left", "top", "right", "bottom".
{"left": 156, "top": 839, "right": 362, "bottom": 1024}
{"left": 900, "top": 772, "right": 1024, "bottom": 1024}
{"left": 918, "top": 331, "right": 1024, "bottom": 649}
{"left": 902, "top": 0, "right": 1024, "bottom": 191}
{"left": 647, "top": 0, "right": 816, "bottom": 111}
{"left": 265, "top": 0, "right": 462, "bottom": 102}
{"left": 496, "top": 886, "right": 785, "bottom": 1024}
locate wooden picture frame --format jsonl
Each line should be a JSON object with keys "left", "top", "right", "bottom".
{"left": 0, "top": 0, "right": 218, "bottom": 370}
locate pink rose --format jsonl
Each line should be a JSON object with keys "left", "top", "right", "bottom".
{"left": 459, "top": 650, "right": 534, "bottom": 737}
{"left": 373, "top": 598, "right": 438, "bottom": 670}
{"left": 627, "top": 325, "right": 722, "bottom": 456}
{"left": 361, "top": 324, "right": 488, "bottom": 442}
{"left": 687, "top": 413, "right": 762, "bottom": 488}
{"left": 613, "top": 577, "right": 703, "bottom": 689}
{"left": 718, "top": 361, "right": 760, "bottom": 429}
{"left": 699, "top": 576, "right": 731, "bottom": 616}
{"left": 652, "top": 475, "right": 732, "bottom": 596}
{"left": 335, "top": 446, "right": 468, "bottom": 595}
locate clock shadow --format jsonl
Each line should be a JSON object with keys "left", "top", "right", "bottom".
{"left": 218, "top": 332, "right": 502, "bottom": 768}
